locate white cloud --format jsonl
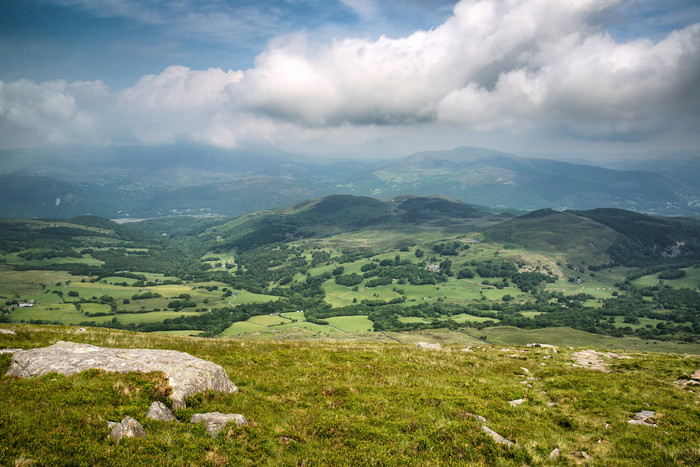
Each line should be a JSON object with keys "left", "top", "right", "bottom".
{"left": 1, "top": 0, "right": 699, "bottom": 153}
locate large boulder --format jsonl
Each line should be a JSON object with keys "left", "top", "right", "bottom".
{"left": 7, "top": 341, "right": 238, "bottom": 409}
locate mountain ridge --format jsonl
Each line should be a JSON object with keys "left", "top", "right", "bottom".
{"left": 0, "top": 145, "right": 697, "bottom": 219}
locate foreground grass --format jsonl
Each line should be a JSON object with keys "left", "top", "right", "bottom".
{"left": 1, "top": 324, "right": 699, "bottom": 466}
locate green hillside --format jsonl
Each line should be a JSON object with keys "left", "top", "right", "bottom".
{"left": 484, "top": 208, "right": 700, "bottom": 268}
{"left": 1, "top": 324, "right": 699, "bottom": 465}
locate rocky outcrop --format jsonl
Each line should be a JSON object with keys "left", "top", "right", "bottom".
{"left": 571, "top": 350, "right": 630, "bottom": 371}
{"left": 109, "top": 416, "right": 146, "bottom": 442}
{"left": 191, "top": 412, "right": 248, "bottom": 437}
{"left": 0, "top": 329, "right": 16, "bottom": 335}
{"left": 147, "top": 401, "right": 176, "bottom": 421}
{"left": 7, "top": 341, "right": 238, "bottom": 409}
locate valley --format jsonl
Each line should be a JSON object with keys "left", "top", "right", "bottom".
{"left": 1, "top": 195, "right": 697, "bottom": 351}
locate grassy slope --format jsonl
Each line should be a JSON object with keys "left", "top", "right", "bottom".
{"left": 483, "top": 210, "right": 621, "bottom": 266}
{"left": 1, "top": 324, "right": 699, "bottom": 466}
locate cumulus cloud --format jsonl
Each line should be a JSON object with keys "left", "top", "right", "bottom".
{"left": 2, "top": 0, "right": 699, "bottom": 151}
{"left": 0, "top": 66, "right": 243, "bottom": 148}
{"left": 241, "top": 0, "right": 700, "bottom": 138}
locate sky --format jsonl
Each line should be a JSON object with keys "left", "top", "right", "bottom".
{"left": 1, "top": 0, "right": 699, "bottom": 159}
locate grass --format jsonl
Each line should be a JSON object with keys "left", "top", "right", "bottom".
{"left": 479, "top": 326, "right": 700, "bottom": 354}
{"left": 8, "top": 303, "right": 86, "bottom": 324}
{"left": 632, "top": 267, "right": 700, "bottom": 290}
{"left": 326, "top": 315, "right": 374, "bottom": 333}
{"left": 3, "top": 324, "right": 698, "bottom": 465}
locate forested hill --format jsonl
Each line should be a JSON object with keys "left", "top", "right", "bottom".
{"left": 484, "top": 208, "right": 700, "bottom": 267}
{"left": 201, "top": 195, "right": 505, "bottom": 253}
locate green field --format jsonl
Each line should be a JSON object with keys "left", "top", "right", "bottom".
{"left": 326, "top": 315, "right": 374, "bottom": 332}
{"left": 632, "top": 267, "right": 700, "bottom": 290}
{"left": 9, "top": 303, "right": 86, "bottom": 324}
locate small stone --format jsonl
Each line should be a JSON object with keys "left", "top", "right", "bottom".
{"left": 109, "top": 416, "right": 146, "bottom": 442}
{"left": 0, "top": 329, "right": 16, "bottom": 335}
{"left": 461, "top": 347, "right": 473, "bottom": 352}
{"left": 520, "top": 367, "right": 530, "bottom": 374}
{"left": 691, "top": 370, "right": 700, "bottom": 380}
{"left": 416, "top": 342, "right": 442, "bottom": 350}
{"left": 146, "top": 401, "right": 176, "bottom": 421}
{"left": 573, "top": 451, "right": 590, "bottom": 460}
{"left": 465, "top": 413, "right": 487, "bottom": 422}
{"left": 0, "top": 349, "right": 22, "bottom": 354}
{"left": 482, "top": 426, "right": 514, "bottom": 446}
{"left": 191, "top": 412, "right": 248, "bottom": 437}
{"left": 509, "top": 399, "right": 525, "bottom": 407}
{"left": 549, "top": 448, "right": 560, "bottom": 459}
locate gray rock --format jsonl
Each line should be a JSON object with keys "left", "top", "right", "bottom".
{"left": 691, "top": 369, "right": 700, "bottom": 380}
{"left": 7, "top": 341, "right": 238, "bottom": 409}
{"left": 109, "top": 416, "right": 146, "bottom": 442}
{"left": 191, "top": 412, "right": 248, "bottom": 437}
{"left": 146, "top": 401, "right": 176, "bottom": 421}
{"left": 509, "top": 399, "right": 525, "bottom": 407}
{"left": 0, "top": 329, "right": 16, "bottom": 335}
{"left": 549, "top": 448, "right": 560, "bottom": 459}
{"left": 416, "top": 342, "right": 442, "bottom": 350}
{"left": 0, "top": 349, "right": 22, "bottom": 354}
{"left": 628, "top": 410, "right": 657, "bottom": 426}
{"left": 573, "top": 451, "right": 590, "bottom": 460}
{"left": 482, "top": 426, "right": 514, "bottom": 446}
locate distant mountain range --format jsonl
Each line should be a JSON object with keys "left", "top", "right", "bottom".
{"left": 0, "top": 145, "right": 697, "bottom": 219}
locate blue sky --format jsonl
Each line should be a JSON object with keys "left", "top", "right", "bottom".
{"left": 1, "top": 0, "right": 699, "bottom": 159}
